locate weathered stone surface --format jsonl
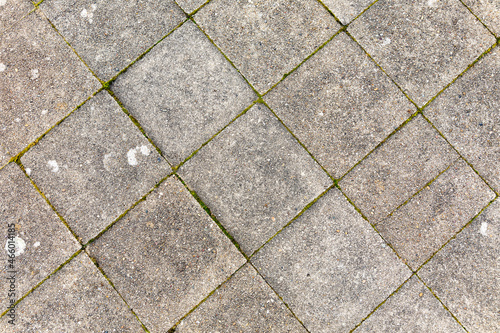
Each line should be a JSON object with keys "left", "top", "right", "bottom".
{"left": 266, "top": 32, "right": 415, "bottom": 178}
{"left": 176, "top": 264, "right": 307, "bottom": 333}
{"left": 179, "top": 103, "right": 332, "bottom": 255}
{"left": 354, "top": 276, "right": 465, "bottom": 333}
{"left": 419, "top": 198, "right": 500, "bottom": 333}
{"left": 195, "top": 0, "right": 340, "bottom": 93}
{"left": 88, "top": 176, "right": 246, "bottom": 332}
{"left": 0, "top": 10, "right": 100, "bottom": 167}
{"left": 463, "top": 0, "right": 500, "bottom": 36}
{"left": 176, "top": 0, "right": 206, "bottom": 13}
{"left": 0, "top": 163, "right": 80, "bottom": 309}
{"left": 340, "top": 115, "right": 457, "bottom": 222}
{"left": 425, "top": 46, "right": 500, "bottom": 193}
{"left": 21, "top": 91, "right": 170, "bottom": 243}
{"left": 322, "top": 0, "right": 375, "bottom": 24}
{"left": 40, "top": 0, "right": 185, "bottom": 81}
{"left": 348, "top": 0, "right": 495, "bottom": 107}
{"left": 252, "top": 188, "right": 411, "bottom": 333}
{"left": 0, "top": 0, "right": 33, "bottom": 34}
{"left": 112, "top": 21, "right": 256, "bottom": 166}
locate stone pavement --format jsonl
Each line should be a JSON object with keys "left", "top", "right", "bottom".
{"left": 0, "top": 0, "right": 498, "bottom": 331}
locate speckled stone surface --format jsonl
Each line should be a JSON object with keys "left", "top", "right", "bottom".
{"left": 176, "top": 0, "right": 206, "bottom": 14}
{"left": 463, "top": 0, "right": 500, "bottom": 36}
{"left": 322, "top": 0, "right": 375, "bottom": 24}
{"left": 88, "top": 176, "right": 245, "bottom": 332}
{"left": 0, "top": 0, "right": 33, "bottom": 34}
{"left": 21, "top": 91, "right": 170, "bottom": 243}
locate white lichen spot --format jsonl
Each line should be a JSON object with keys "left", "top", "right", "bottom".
{"left": 0, "top": 0, "right": 6, "bottom": 6}
{"left": 81, "top": 8, "right": 88, "bottom": 17}
{"left": 428, "top": 0, "right": 438, "bottom": 7}
{"left": 91, "top": 4, "right": 97, "bottom": 10}
{"left": 47, "top": 160, "right": 59, "bottom": 172}
{"left": 33, "top": 241, "right": 40, "bottom": 248}
{"left": 25, "top": 168, "right": 31, "bottom": 176}
{"left": 0, "top": 63, "right": 6, "bottom": 72}
{"left": 480, "top": 222, "right": 488, "bottom": 236}
{"left": 14, "top": 118, "right": 20, "bottom": 123}
{"left": 30, "top": 68, "right": 39, "bottom": 80}
{"left": 103, "top": 152, "right": 114, "bottom": 171}
{"left": 41, "top": 109, "right": 48, "bottom": 115}
{"left": 127, "top": 148, "right": 138, "bottom": 166}
{"left": 381, "top": 37, "right": 391, "bottom": 46}
{"left": 140, "top": 145, "right": 151, "bottom": 156}
{"left": 5, "top": 236, "right": 26, "bottom": 256}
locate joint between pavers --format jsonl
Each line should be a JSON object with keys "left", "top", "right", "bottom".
{"left": 457, "top": 0, "right": 498, "bottom": 39}
{"left": 347, "top": 0, "right": 381, "bottom": 27}
{"left": 0, "top": 6, "right": 37, "bottom": 38}
{"left": 415, "top": 273, "right": 470, "bottom": 333}
{"left": 313, "top": 0, "right": 344, "bottom": 27}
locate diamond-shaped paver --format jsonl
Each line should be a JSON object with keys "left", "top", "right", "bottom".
{"left": 252, "top": 188, "right": 411, "bottom": 333}
{"left": 348, "top": 0, "right": 496, "bottom": 107}
{"left": 88, "top": 176, "right": 245, "bottom": 332}
{"left": 176, "top": 0, "right": 206, "bottom": 14}
{"left": 463, "top": 0, "right": 500, "bottom": 36}
{"left": 0, "top": 0, "right": 33, "bottom": 33}
{"left": 354, "top": 276, "right": 465, "bottom": 332}
{"left": 425, "top": 46, "right": 500, "bottom": 193}
{"left": 266, "top": 32, "right": 415, "bottom": 179}
{"left": 178, "top": 103, "right": 333, "bottom": 255}
{"left": 176, "top": 264, "right": 307, "bottom": 332}
{"left": 194, "top": 0, "right": 340, "bottom": 93}
{"left": 322, "top": 0, "right": 375, "bottom": 24}
{"left": 0, "top": 163, "right": 80, "bottom": 309}
{"left": 340, "top": 115, "right": 458, "bottom": 222}
{"left": 0, "top": 10, "right": 100, "bottom": 167}
{"left": 419, "top": 199, "right": 500, "bottom": 333}
{"left": 112, "top": 21, "right": 256, "bottom": 166}
{"left": 21, "top": 91, "right": 170, "bottom": 243}
{"left": 40, "top": 0, "right": 185, "bottom": 81}
{"left": 377, "top": 158, "right": 495, "bottom": 270}
{"left": 0, "top": 252, "right": 144, "bottom": 331}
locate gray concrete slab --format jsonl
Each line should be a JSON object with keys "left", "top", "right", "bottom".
{"left": 348, "top": 0, "right": 496, "bottom": 107}
{"left": 252, "top": 188, "right": 411, "bottom": 333}
{"left": 425, "top": 46, "right": 500, "bottom": 193}
{"left": 463, "top": 0, "right": 500, "bottom": 36}
{"left": 176, "top": 0, "right": 206, "bottom": 14}
{"left": 87, "top": 176, "right": 246, "bottom": 332}
{"left": 0, "top": 0, "right": 33, "bottom": 34}
{"left": 194, "top": 0, "right": 340, "bottom": 93}
{"left": 176, "top": 264, "right": 307, "bottom": 333}
{"left": 266, "top": 32, "right": 415, "bottom": 179}
{"left": 340, "top": 115, "right": 458, "bottom": 223}
{"left": 178, "top": 103, "right": 333, "bottom": 255}
{"left": 322, "top": 0, "right": 375, "bottom": 24}
{"left": 21, "top": 91, "right": 170, "bottom": 243}
{"left": 0, "top": 252, "right": 144, "bottom": 331}
{"left": 419, "top": 198, "right": 500, "bottom": 333}
{"left": 0, "top": 10, "right": 100, "bottom": 168}
{"left": 0, "top": 163, "right": 80, "bottom": 309}
{"left": 112, "top": 21, "right": 256, "bottom": 166}
{"left": 40, "top": 0, "right": 185, "bottom": 81}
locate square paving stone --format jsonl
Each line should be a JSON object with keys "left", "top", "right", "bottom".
{"left": 0, "top": 0, "right": 33, "bottom": 33}
{"left": 112, "top": 21, "right": 256, "bottom": 166}
{"left": 419, "top": 198, "right": 500, "bottom": 333}
{"left": 176, "top": 263, "right": 307, "bottom": 333}
{"left": 87, "top": 176, "right": 246, "bottom": 332}
{"left": 0, "top": 10, "right": 100, "bottom": 168}
{"left": 176, "top": 0, "right": 206, "bottom": 14}
{"left": 354, "top": 276, "right": 465, "bottom": 333}
{"left": 377, "top": 158, "right": 495, "bottom": 270}
{"left": 194, "top": 0, "right": 340, "bottom": 94}
{"left": 424, "top": 46, "right": 500, "bottom": 193}
{"left": 348, "top": 0, "right": 496, "bottom": 107}
{"left": 252, "top": 188, "right": 411, "bottom": 333}
{"left": 0, "top": 252, "right": 144, "bottom": 332}
{"left": 340, "top": 115, "right": 458, "bottom": 223}
{"left": 40, "top": 0, "right": 185, "bottom": 81}
{"left": 463, "top": 0, "right": 500, "bottom": 36}
{"left": 178, "top": 103, "right": 333, "bottom": 255}
{"left": 266, "top": 32, "right": 415, "bottom": 179}
{"left": 0, "top": 163, "right": 80, "bottom": 309}
{"left": 322, "top": 0, "right": 375, "bottom": 24}
{"left": 21, "top": 91, "right": 170, "bottom": 243}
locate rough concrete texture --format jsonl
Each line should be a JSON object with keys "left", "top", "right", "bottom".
{"left": 322, "top": 0, "right": 375, "bottom": 24}
{"left": 419, "top": 199, "right": 500, "bottom": 333}
{"left": 40, "top": 0, "right": 185, "bottom": 81}
{"left": 0, "top": 251, "right": 144, "bottom": 331}
{"left": 194, "top": 0, "right": 340, "bottom": 93}
{"left": 21, "top": 91, "right": 170, "bottom": 243}
{"left": 0, "top": 10, "right": 100, "bottom": 167}
{"left": 252, "top": 188, "right": 411, "bottom": 333}
{"left": 377, "top": 158, "right": 495, "bottom": 270}
{"left": 266, "top": 32, "right": 415, "bottom": 178}
{"left": 348, "top": 0, "right": 496, "bottom": 107}
{"left": 88, "top": 176, "right": 246, "bottom": 332}
{"left": 340, "top": 115, "right": 458, "bottom": 222}
{"left": 0, "top": 163, "right": 80, "bottom": 309}
{"left": 179, "top": 104, "right": 333, "bottom": 255}
{"left": 176, "top": 264, "right": 307, "bottom": 333}
{"left": 425, "top": 46, "right": 500, "bottom": 193}
{"left": 354, "top": 276, "right": 466, "bottom": 333}
{"left": 176, "top": 0, "right": 206, "bottom": 14}
{"left": 0, "top": 0, "right": 33, "bottom": 33}
{"left": 463, "top": 0, "right": 500, "bottom": 36}
{"left": 112, "top": 21, "right": 256, "bottom": 166}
